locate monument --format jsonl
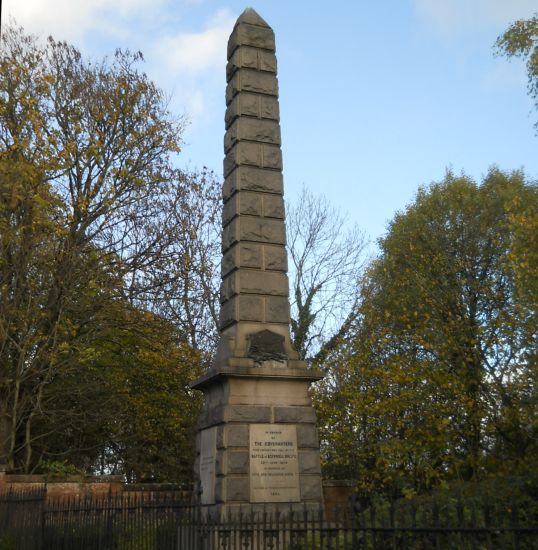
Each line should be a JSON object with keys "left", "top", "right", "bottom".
{"left": 191, "top": 8, "right": 324, "bottom": 516}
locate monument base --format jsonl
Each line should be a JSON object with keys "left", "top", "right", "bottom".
{"left": 191, "top": 365, "right": 324, "bottom": 518}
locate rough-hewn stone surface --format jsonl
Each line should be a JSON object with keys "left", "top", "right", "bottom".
{"left": 274, "top": 406, "right": 318, "bottom": 424}
{"left": 219, "top": 4, "right": 292, "bottom": 352}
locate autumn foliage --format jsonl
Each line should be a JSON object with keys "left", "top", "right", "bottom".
{"left": 315, "top": 170, "right": 537, "bottom": 497}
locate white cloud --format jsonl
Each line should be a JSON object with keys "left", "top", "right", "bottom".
{"left": 146, "top": 8, "right": 235, "bottom": 125}
{"left": 3, "top": 0, "right": 161, "bottom": 43}
{"left": 153, "top": 9, "right": 235, "bottom": 74}
{"left": 414, "top": 0, "right": 537, "bottom": 34}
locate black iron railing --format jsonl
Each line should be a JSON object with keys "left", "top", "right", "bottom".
{"left": 1, "top": 488, "right": 537, "bottom": 549}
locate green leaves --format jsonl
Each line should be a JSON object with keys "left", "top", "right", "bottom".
{"left": 495, "top": 14, "right": 538, "bottom": 131}
{"left": 316, "top": 169, "right": 538, "bottom": 496}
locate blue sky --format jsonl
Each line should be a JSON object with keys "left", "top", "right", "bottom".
{"left": 3, "top": 0, "right": 538, "bottom": 244}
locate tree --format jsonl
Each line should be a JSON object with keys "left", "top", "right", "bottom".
{"left": 35, "top": 304, "right": 202, "bottom": 483}
{"left": 315, "top": 169, "right": 538, "bottom": 496}
{"left": 286, "top": 187, "right": 368, "bottom": 363}
{"left": 495, "top": 14, "right": 538, "bottom": 130}
{"left": 140, "top": 167, "right": 222, "bottom": 355}
{"left": 0, "top": 24, "right": 199, "bottom": 473}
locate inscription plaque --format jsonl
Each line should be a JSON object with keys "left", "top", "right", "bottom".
{"left": 199, "top": 426, "right": 217, "bottom": 504}
{"left": 250, "top": 424, "right": 300, "bottom": 502}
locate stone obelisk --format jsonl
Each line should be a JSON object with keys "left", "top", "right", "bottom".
{"left": 191, "top": 8, "right": 323, "bottom": 516}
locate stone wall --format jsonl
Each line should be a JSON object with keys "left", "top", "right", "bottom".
{"left": 0, "top": 470, "right": 192, "bottom": 500}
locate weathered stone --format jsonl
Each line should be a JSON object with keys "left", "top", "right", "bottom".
{"left": 298, "top": 451, "right": 322, "bottom": 474}
{"left": 264, "top": 245, "right": 287, "bottom": 270}
{"left": 222, "top": 243, "right": 264, "bottom": 277}
{"left": 300, "top": 475, "right": 323, "bottom": 501}
{"left": 238, "top": 295, "right": 263, "bottom": 322}
{"left": 262, "top": 194, "right": 285, "bottom": 218}
{"left": 274, "top": 407, "right": 318, "bottom": 424}
{"left": 222, "top": 218, "right": 238, "bottom": 250}
{"left": 239, "top": 270, "right": 288, "bottom": 296}
{"left": 220, "top": 272, "right": 236, "bottom": 302}
{"left": 224, "top": 425, "right": 249, "bottom": 448}
{"left": 225, "top": 93, "right": 279, "bottom": 128}
{"left": 226, "top": 405, "right": 272, "bottom": 423}
{"left": 228, "top": 22, "right": 275, "bottom": 58}
{"left": 223, "top": 166, "right": 283, "bottom": 199}
{"left": 265, "top": 296, "right": 290, "bottom": 323}
{"left": 215, "top": 449, "right": 225, "bottom": 476}
{"left": 223, "top": 192, "right": 262, "bottom": 224}
{"left": 224, "top": 143, "right": 282, "bottom": 176}
{"left": 239, "top": 217, "right": 286, "bottom": 245}
{"left": 262, "top": 145, "right": 283, "bottom": 171}
{"left": 219, "top": 299, "right": 236, "bottom": 328}
{"left": 227, "top": 47, "right": 277, "bottom": 80}
{"left": 215, "top": 478, "right": 225, "bottom": 503}
{"left": 224, "top": 118, "right": 281, "bottom": 152}
{"left": 240, "top": 243, "right": 263, "bottom": 268}
{"left": 227, "top": 451, "right": 249, "bottom": 474}
{"left": 296, "top": 425, "right": 319, "bottom": 448}
{"left": 221, "top": 247, "right": 236, "bottom": 277}
{"left": 226, "top": 476, "right": 249, "bottom": 501}
{"left": 260, "top": 96, "right": 279, "bottom": 121}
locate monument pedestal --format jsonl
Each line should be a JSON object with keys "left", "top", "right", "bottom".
{"left": 192, "top": 363, "right": 323, "bottom": 517}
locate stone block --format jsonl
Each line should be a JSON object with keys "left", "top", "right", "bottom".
{"left": 225, "top": 93, "right": 279, "bottom": 125}
{"left": 225, "top": 93, "right": 259, "bottom": 127}
{"left": 220, "top": 272, "right": 236, "bottom": 302}
{"left": 227, "top": 47, "right": 277, "bottom": 81}
{"left": 239, "top": 217, "right": 286, "bottom": 245}
{"left": 223, "top": 192, "right": 262, "bottom": 224}
{"left": 215, "top": 449, "right": 225, "bottom": 476}
{"left": 260, "top": 50, "right": 277, "bottom": 73}
{"left": 241, "top": 69, "right": 278, "bottom": 96}
{"left": 216, "top": 426, "right": 226, "bottom": 449}
{"left": 238, "top": 295, "right": 263, "bottom": 321}
{"left": 240, "top": 243, "right": 263, "bottom": 268}
{"left": 265, "top": 296, "right": 290, "bottom": 323}
{"left": 224, "top": 142, "right": 262, "bottom": 176}
{"left": 222, "top": 218, "right": 238, "bottom": 250}
{"left": 297, "top": 425, "right": 319, "bottom": 448}
{"left": 274, "top": 406, "right": 317, "bottom": 423}
{"left": 226, "top": 405, "right": 272, "bottom": 423}
{"left": 222, "top": 166, "right": 283, "bottom": 200}
{"left": 298, "top": 451, "right": 321, "bottom": 474}
{"left": 227, "top": 46, "right": 259, "bottom": 80}
{"left": 236, "top": 142, "right": 262, "bottom": 168}
{"left": 261, "top": 96, "right": 279, "bottom": 121}
{"left": 263, "top": 245, "right": 287, "bottom": 270}
{"left": 227, "top": 451, "right": 249, "bottom": 474}
{"left": 226, "top": 70, "right": 278, "bottom": 102}
{"left": 224, "top": 166, "right": 283, "bottom": 199}
{"left": 224, "top": 424, "right": 249, "bottom": 447}
{"left": 228, "top": 23, "right": 275, "bottom": 58}
{"left": 239, "top": 270, "right": 288, "bottom": 296}
{"left": 262, "top": 194, "right": 285, "bottom": 218}
{"left": 262, "top": 145, "right": 283, "bottom": 171}
{"left": 221, "top": 247, "right": 236, "bottom": 277}
{"left": 222, "top": 243, "right": 264, "bottom": 277}
{"left": 225, "top": 143, "right": 282, "bottom": 175}
{"left": 214, "top": 477, "right": 225, "bottom": 503}
{"left": 224, "top": 118, "right": 281, "bottom": 153}
{"left": 219, "top": 299, "right": 236, "bottom": 328}
{"left": 207, "top": 405, "right": 226, "bottom": 425}
{"left": 226, "top": 476, "right": 249, "bottom": 501}
{"left": 300, "top": 475, "right": 323, "bottom": 501}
